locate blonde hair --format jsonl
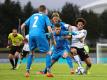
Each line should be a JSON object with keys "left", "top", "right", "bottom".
{"left": 52, "top": 12, "right": 60, "bottom": 18}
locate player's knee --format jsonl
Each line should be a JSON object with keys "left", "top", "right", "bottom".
{"left": 8, "top": 54, "right": 13, "bottom": 59}
{"left": 62, "top": 53, "right": 68, "bottom": 58}
{"left": 71, "top": 48, "right": 77, "bottom": 56}
{"left": 85, "top": 57, "right": 91, "bottom": 64}
{"left": 47, "top": 51, "right": 52, "bottom": 55}
{"left": 15, "top": 52, "right": 19, "bottom": 58}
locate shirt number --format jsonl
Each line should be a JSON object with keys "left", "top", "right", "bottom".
{"left": 32, "top": 16, "right": 38, "bottom": 27}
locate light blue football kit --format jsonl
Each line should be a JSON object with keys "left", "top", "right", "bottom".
{"left": 24, "top": 12, "right": 52, "bottom": 71}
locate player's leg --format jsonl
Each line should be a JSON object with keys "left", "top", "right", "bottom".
{"left": 71, "top": 47, "right": 82, "bottom": 67}
{"left": 84, "top": 45, "right": 92, "bottom": 74}
{"left": 14, "top": 46, "right": 23, "bottom": 69}
{"left": 14, "top": 51, "right": 19, "bottom": 69}
{"left": 62, "top": 51, "right": 74, "bottom": 74}
{"left": 84, "top": 55, "right": 92, "bottom": 74}
{"left": 8, "top": 54, "right": 14, "bottom": 69}
{"left": 25, "top": 36, "right": 35, "bottom": 77}
{"left": 36, "top": 35, "right": 53, "bottom": 76}
{"left": 8, "top": 46, "right": 15, "bottom": 70}
{"left": 77, "top": 48, "right": 92, "bottom": 74}
{"left": 20, "top": 50, "right": 29, "bottom": 63}
{"left": 46, "top": 51, "right": 60, "bottom": 77}
{"left": 36, "top": 48, "right": 58, "bottom": 75}
{"left": 65, "top": 46, "right": 74, "bottom": 74}
{"left": 36, "top": 59, "right": 58, "bottom": 75}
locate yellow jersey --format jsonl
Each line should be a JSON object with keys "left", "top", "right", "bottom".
{"left": 8, "top": 33, "right": 24, "bottom": 46}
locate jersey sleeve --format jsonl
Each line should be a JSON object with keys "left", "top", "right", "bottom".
{"left": 8, "top": 33, "right": 12, "bottom": 41}
{"left": 45, "top": 15, "right": 52, "bottom": 27}
{"left": 19, "top": 34, "right": 24, "bottom": 40}
{"left": 61, "top": 22, "right": 69, "bottom": 30}
{"left": 72, "top": 30, "right": 87, "bottom": 39}
{"left": 24, "top": 16, "right": 32, "bottom": 27}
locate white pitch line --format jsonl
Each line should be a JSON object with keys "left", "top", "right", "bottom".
{"left": 30, "top": 74, "right": 107, "bottom": 77}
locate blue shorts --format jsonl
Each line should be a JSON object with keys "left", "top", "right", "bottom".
{"left": 51, "top": 49, "right": 66, "bottom": 61}
{"left": 29, "top": 35, "right": 49, "bottom": 53}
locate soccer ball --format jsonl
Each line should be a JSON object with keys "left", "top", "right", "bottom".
{"left": 75, "top": 67, "right": 85, "bottom": 75}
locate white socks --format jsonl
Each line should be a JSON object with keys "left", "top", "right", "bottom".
{"left": 74, "top": 55, "right": 82, "bottom": 67}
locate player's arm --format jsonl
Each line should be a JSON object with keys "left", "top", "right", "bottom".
{"left": 46, "top": 16, "right": 56, "bottom": 46}
{"left": 68, "top": 25, "right": 74, "bottom": 32}
{"left": 63, "top": 23, "right": 71, "bottom": 30}
{"left": 62, "top": 31, "right": 76, "bottom": 39}
{"left": 21, "top": 16, "right": 31, "bottom": 37}
{"left": 72, "top": 30, "right": 87, "bottom": 39}
{"left": 21, "top": 23, "right": 26, "bottom": 37}
{"left": 7, "top": 34, "right": 12, "bottom": 48}
{"left": 47, "top": 26, "right": 56, "bottom": 46}
{"left": 63, "top": 35, "right": 71, "bottom": 39}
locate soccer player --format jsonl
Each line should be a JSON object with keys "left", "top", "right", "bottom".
{"left": 21, "top": 5, "right": 54, "bottom": 77}
{"left": 70, "top": 18, "right": 92, "bottom": 74}
{"left": 17, "top": 34, "right": 30, "bottom": 69}
{"left": 50, "top": 12, "right": 75, "bottom": 74}
{"left": 7, "top": 28, "right": 24, "bottom": 70}
{"left": 20, "top": 34, "right": 30, "bottom": 62}
{"left": 51, "top": 12, "right": 75, "bottom": 73}
{"left": 37, "top": 23, "right": 76, "bottom": 76}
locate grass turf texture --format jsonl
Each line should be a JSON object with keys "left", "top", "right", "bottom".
{"left": 0, "top": 63, "right": 107, "bottom": 80}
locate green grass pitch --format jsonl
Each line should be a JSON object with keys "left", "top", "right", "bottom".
{"left": 0, "top": 63, "right": 107, "bottom": 80}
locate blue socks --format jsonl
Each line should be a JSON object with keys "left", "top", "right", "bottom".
{"left": 46, "top": 54, "right": 51, "bottom": 70}
{"left": 26, "top": 54, "right": 33, "bottom": 72}
{"left": 66, "top": 56, "right": 73, "bottom": 69}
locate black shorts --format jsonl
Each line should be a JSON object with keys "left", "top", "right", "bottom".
{"left": 21, "top": 50, "right": 29, "bottom": 58}
{"left": 71, "top": 47, "right": 89, "bottom": 61}
{"left": 9, "top": 46, "right": 22, "bottom": 55}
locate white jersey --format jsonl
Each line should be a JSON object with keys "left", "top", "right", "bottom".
{"left": 71, "top": 26, "right": 87, "bottom": 48}
{"left": 23, "top": 35, "right": 30, "bottom": 51}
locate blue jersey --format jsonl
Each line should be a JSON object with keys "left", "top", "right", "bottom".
{"left": 53, "top": 31, "right": 69, "bottom": 50}
{"left": 59, "top": 22, "right": 68, "bottom": 31}
{"left": 24, "top": 12, "right": 52, "bottom": 36}
{"left": 52, "top": 21, "right": 68, "bottom": 31}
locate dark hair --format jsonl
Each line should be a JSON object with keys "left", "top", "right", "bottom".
{"left": 54, "top": 23, "right": 60, "bottom": 28}
{"left": 75, "top": 18, "right": 86, "bottom": 26}
{"left": 38, "top": 5, "right": 46, "bottom": 12}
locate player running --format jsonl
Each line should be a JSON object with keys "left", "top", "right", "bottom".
{"left": 7, "top": 28, "right": 24, "bottom": 70}
{"left": 70, "top": 18, "right": 92, "bottom": 74}
{"left": 21, "top": 5, "right": 54, "bottom": 77}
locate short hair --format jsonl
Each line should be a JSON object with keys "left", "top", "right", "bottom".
{"left": 38, "top": 5, "right": 46, "bottom": 12}
{"left": 12, "top": 28, "right": 17, "bottom": 31}
{"left": 54, "top": 23, "right": 61, "bottom": 28}
{"left": 75, "top": 18, "right": 86, "bottom": 26}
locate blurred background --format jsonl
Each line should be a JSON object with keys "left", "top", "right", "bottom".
{"left": 0, "top": 0, "right": 107, "bottom": 63}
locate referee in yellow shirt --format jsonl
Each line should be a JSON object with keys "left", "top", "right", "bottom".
{"left": 7, "top": 28, "right": 24, "bottom": 70}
